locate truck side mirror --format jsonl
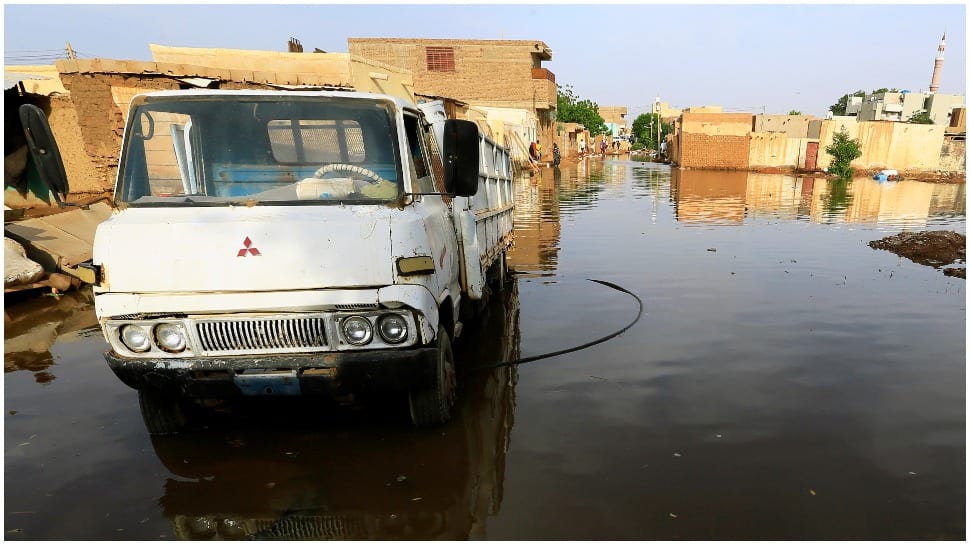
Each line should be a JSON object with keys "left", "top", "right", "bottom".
{"left": 442, "top": 119, "right": 479, "bottom": 197}
{"left": 18, "top": 104, "right": 70, "bottom": 204}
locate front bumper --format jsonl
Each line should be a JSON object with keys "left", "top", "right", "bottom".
{"left": 104, "top": 347, "right": 437, "bottom": 398}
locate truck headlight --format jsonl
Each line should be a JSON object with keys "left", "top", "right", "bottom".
{"left": 155, "top": 323, "right": 187, "bottom": 352}
{"left": 120, "top": 324, "right": 152, "bottom": 352}
{"left": 341, "top": 316, "right": 373, "bottom": 346}
{"left": 378, "top": 314, "right": 408, "bottom": 344}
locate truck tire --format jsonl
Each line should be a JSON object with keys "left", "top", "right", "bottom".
{"left": 138, "top": 390, "right": 188, "bottom": 435}
{"left": 408, "top": 326, "right": 456, "bottom": 427}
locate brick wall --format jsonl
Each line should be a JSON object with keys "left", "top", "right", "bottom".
{"left": 348, "top": 39, "right": 546, "bottom": 110}
{"left": 679, "top": 133, "right": 750, "bottom": 169}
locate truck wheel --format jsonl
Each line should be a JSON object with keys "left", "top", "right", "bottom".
{"left": 409, "top": 326, "right": 456, "bottom": 427}
{"left": 138, "top": 390, "right": 188, "bottom": 435}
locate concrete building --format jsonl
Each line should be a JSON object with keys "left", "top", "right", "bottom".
{"left": 556, "top": 122, "right": 587, "bottom": 157}
{"left": 857, "top": 91, "right": 965, "bottom": 125}
{"left": 598, "top": 106, "right": 628, "bottom": 137}
{"left": 657, "top": 102, "right": 683, "bottom": 122}
{"left": 347, "top": 38, "right": 556, "bottom": 161}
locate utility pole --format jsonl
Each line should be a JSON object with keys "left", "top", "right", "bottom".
{"left": 66, "top": 42, "right": 77, "bottom": 61}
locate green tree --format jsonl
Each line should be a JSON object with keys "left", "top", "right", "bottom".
{"left": 556, "top": 85, "right": 609, "bottom": 136}
{"left": 788, "top": 110, "right": 802, "bottom": 115}
{"left": 631, "top": 112, "right": 672, "bottom": 150}
{"left": 825, "top": 128, "right": 862, "bottom": 179}
{"left": 907, "top": 111, "right": 933, "bottom": 124}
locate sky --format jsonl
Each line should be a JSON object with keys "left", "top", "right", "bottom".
{"left": 3, "top": 3, "right": 966, "bottom": 119}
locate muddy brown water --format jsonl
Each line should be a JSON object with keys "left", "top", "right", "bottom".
{"left": 4, "top": 161, "right": 966, "bottom": 540}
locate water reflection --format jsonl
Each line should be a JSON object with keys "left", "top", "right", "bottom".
{"left": 670, "top": 169, "right": 966, "bottom": 227}
{"left": 148, "top": 282, "right": 521, "bottom": 540}
{"left": 510, "top": 163, "right": 966, "bottom": 275}
{"left": 508, "top": 168, "right": 562, "bottom": 276}
{"left": 4, "top": 289, "right": 100, "bottom": 383}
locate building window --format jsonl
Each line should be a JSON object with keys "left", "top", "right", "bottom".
{"left": 425, "top": 47, "right": 455, "bottom": 72}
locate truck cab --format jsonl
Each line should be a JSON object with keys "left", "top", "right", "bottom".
{"left": 90, "top": 90, "right": 514, "bottom": 433}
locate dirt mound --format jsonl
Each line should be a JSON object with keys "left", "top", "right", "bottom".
{"left": 868, "top": 231, "right": 966, "bottom": 278}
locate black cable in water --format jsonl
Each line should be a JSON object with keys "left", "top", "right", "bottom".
{"left": 471, "top": 278, "right": 643, "bottom": 370}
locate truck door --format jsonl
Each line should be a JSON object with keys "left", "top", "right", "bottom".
{"left": 403, "top": 113, "right": 460, "bottom": 298}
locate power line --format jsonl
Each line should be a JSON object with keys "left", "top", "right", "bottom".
{"left": 5, "top": 49, "right": 69, "bottom": 54}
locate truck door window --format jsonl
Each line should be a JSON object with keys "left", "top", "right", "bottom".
{"left": 404, "top": 114, "right": 435, "bottom": 194}
{"left": 138, "top": 111, "right": 199, "bottom": 197}
{"left": 420, "top": 121, "right": 447, "bottom": 194}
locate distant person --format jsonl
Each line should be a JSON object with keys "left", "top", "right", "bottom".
{"left": 600, "top": 139, "right": 607, "bottom": 156}
{"left": 580, "top": 142, "right": 585, "bottom": 155}
{"left": 553, "top": 143, "right": 561, "bottom": 166}
{"left": 535, "top": 141, "right": 542, "bottom": 161}
{"left": 529, "top": 141, "right": 537, "bottom": 161}
{"left": 660, "top": 140, "right": 667, "bottom": 156}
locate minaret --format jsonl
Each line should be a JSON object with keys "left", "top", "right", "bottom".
{"left": 929, "top": 32, "right": 945, "bottom": 93}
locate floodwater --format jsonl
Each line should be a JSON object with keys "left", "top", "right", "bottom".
{"left": 4, "top": 160, "right": 966, "bottom": 540}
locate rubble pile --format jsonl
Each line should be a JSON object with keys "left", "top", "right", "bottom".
{"left": 868, "top": 230, "right": 966, "bottom": 278}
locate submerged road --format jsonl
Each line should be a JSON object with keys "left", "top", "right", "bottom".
{"left": 5, "top": 160, "right": 966, "bottom": 539}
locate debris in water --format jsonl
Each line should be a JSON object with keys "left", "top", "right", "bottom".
{"left": 809, "top": 489, "right": 816, "bottom": 496}
{"left": 707, "top": 248, "right": 717, "bottom": 252}
{"left": 673, "top": 452, "right": 681, "bottom": 457}
{"left": 396, "top": 475, "right": 407, "bottom": 483}
{"left": 669, "top": 513, "right": 678, "bottom": 518}
{"left": 868, "top": 230, "right": 966, "bottom": 278}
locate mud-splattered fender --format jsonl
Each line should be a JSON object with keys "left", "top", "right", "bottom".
{"left": 378, "top": 284, "right": 438, "bottom": 344}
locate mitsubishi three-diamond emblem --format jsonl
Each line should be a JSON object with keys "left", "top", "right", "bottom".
{"left": 237, "top": 237, "right": 261, "bottom": 257}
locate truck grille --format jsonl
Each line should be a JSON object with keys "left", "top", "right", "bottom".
{"left": 195, "top": 315, "right": 328, "bottom": 355}
{"left": 247, "top": 514, "right": 369, "bottom": 540}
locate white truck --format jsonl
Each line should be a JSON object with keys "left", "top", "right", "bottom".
{"left": 80, "top": 90, "right": 514, "bottom": 433}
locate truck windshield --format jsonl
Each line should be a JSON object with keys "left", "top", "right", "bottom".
{"left": 117, "top": 96, "right": 402, "bottom": 205}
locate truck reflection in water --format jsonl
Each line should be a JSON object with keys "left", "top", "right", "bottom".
{"left": 150, "top": 281, "right": 520, "bottom": 540}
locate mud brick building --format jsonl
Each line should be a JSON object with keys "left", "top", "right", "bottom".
{"left": 347, "top": 38, "right": 556, "bottom": 163}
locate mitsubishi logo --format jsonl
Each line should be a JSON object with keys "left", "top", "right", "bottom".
{"left": 237, "top": 237, "right": 261, "bottom": 257}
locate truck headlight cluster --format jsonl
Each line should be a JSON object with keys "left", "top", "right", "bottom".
{"left": 120, "top": 325, "right": 152, "bottom": 352}
{"left": 118, "top": 322, "right": 188, "bottom": 354}
{"left": 340, "top": 313, "right": 409, "bottom": 346}
{"left": 377, "top": 314, "right": 408, "bottom": 344}
{"left": 155, "top": 323, "right": 188, "bottom": 352}
{"left": 341, "top": 316, "right": 373, "bottom": 346}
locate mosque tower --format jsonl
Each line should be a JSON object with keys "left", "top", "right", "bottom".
{"left": 929, "top": 32, "right": 946, "bottom": 93}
